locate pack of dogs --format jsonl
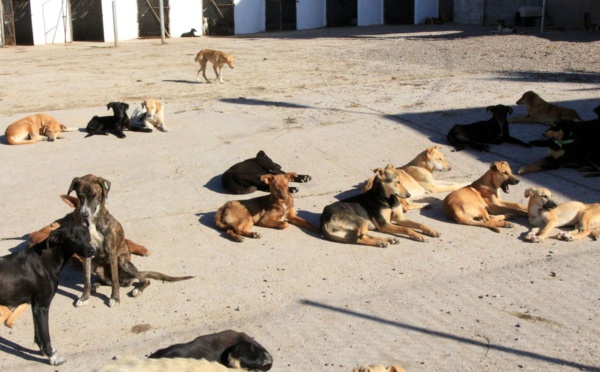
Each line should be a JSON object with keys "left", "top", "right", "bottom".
{"left": 1, "top": 69, "right": 599, "bottom": 372}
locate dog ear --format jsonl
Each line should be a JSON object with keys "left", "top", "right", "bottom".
{"left": 260, "top": 174, "right": 274, "bottom": 184}
{"left": 60, "top": 194, "right": 80, "bottom": 208}
{"left": 490, "top": 163, "right": 499, "bottom": 172}
{"left": 387, "top": 366, "right": 405, "bottom": 372}
{"left": 141, "top": 101, "right": 147, "bottom": 109}
{"left": 106, "top": 102, "right": 116, "bottom": 110}
{"left": 96, "top": 177, "right": 111, "bottom": 201}
{"left": 48, "top": 228, "right": 62, "bottom": 245}
{"left": 257, "top": 150, "right": 267, "bottom": 157}
{"left": 486, "top": 106, "right": 494, "bottom": 113}
{"left": 524, "top": 188, "right": 534, "bottom": 198}
{"left": 67, "top": 177, "right": 80, "bottom": 196}
{"left": 123, "top": 103, "right": 129, "bottom": 111}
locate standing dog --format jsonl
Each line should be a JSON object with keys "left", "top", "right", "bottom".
{"left": 508, "top": 91, "right": 582, "bottom": 125}
{"left": 68, "top": 175, "right": 192, "bottom": 308}
{"left": 215, "top": 173, "right": 319, "bottom": 242}
{"left": 443, "top": 161, "right": 527, "bottom": 232}
{"left": 0, "top": 223, "right": 95, "bottom": 365}
{"left": 321, "top": 165, "right": 441, "bottom": 247}
{"left": 195, "top": 49, "right": 234, "bottom": 83}
{"left": 447, "top": 105, "right": 531, "bottom": 152}
{"left": 221, "top": 151, "right": 311, "bottom": 194}
{"left": 149, "top": 329, "right": 273, "bottom": 371}
{"left": 524, "top": 187, "right": 600, "bottom": 242}
{"left": 4, "top": 113, "right": 76, "bottom": 145}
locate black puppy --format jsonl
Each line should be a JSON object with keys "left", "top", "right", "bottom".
{"left": 447, "top": 105, "right": 531, "bottom": 152}
{"left": 86, "top": 102, "right": 152, "bottom": 138}
{"left": 221, "top": 150, "right": 311, "bottom": 194}
{"left": 181, "top": 28, "right": 198, "bottom": 37}
{"left": 0, "top": 222, "right": 95, "bottom": 366}
{"left": 149, "top": 329, "right": 273, "bottom": 371}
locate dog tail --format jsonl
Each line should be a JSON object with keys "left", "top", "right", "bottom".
{"left": 139, "top": 271, "right": 194, "bottom": 282}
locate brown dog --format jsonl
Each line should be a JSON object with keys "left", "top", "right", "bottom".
{"left": 508, "top": 91, "right": 582, "bottom": 125}
{"left": 195, "top": 49, "right": 234, "bottom": 83}
{"left": 0, "top": 303, "right": 28, "bottom": 328}
{"left": 443, "top": 161, "right": 527, "bottom": 232}
{"left": 353, "top": 365, "right": 405, "bottom": 372}
{"left": 141, "top": 99, "right": 167, "bottom": 132}
{"left": 524, "top": 187, "right": 600, "bottom": 242}
{"left": 4, "top": 113, "right": 77, "bottom": 145}
{"left": 215, "top": 172, "right": 319, "bottom": 242}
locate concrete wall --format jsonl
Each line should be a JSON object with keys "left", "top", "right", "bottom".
{"left": 415, "top": 0, "right": 439, "bottom": 24}
{"left": 170, "top": 0, "right": 204, "bottom": 36}
{"left": 297, "top": 0, "right": 326, "bottom": 30}
{"left": 545, "top": 0, "right": 600, "bottom": 29}
{"left": 31, "top": 0, "right": 70, "bottom": 45}
{"left": 358, "top": 0, "right": 383, "bottom": 26}
{"left": 234, "top": 0, "right": 265, "bottom": 34}
{"left": 102, "top": 0, "right": 138, "bottom": 42}
{"left": 484, "top": 0, "right": 541, "bottom": 26}
{"left": 453, "top": 0, "right": 484, "bottom": 25}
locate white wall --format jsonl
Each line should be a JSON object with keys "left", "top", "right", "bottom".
{"left": 234, "top": 0, "right": 265, "bottom": 34}
{"left": 170, "top": 0, "right": 203, "bottom": 37}
{"left": 358, "top": 0, "right": 383, "bottom": 26}
{"left": 31, "top": 0, "right": 70, "bottom": 45}
{"left": 415, "top": 0, "right": 439, "bottom": 24}
{"left": 102, "top": 0, "right": 138, "bottom": 42}
{"left": 297, "top": 0, "right": 326, "bottom": 30}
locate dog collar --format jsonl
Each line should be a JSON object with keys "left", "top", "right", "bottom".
{"left": 553, "top": 139, "right": 574, "bottom": 148}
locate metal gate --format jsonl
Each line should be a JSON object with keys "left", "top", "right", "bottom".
{"left": 0, "top": 0, "right": 16, "bottom": 45}
{"left": 203, "top": 0, "right": 234, "bottom": 35}
{"left": 138, "top": 0, "right": 170, "bottom": 38}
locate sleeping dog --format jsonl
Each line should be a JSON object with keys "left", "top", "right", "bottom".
{"left": 447, "top": 105, "right": 531, "bottom": 152}
{"left": 86, "top": 102, "right": 152, "bottom": 138}
{"left": 221, "top": 151, "right": 311, "bottom": 194}
{"left": 181, "top": 28, "right": 198, "bottom": 37}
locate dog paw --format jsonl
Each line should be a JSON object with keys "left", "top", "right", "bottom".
{"left": 388, "top": 238, "right": 400, "bottom": 245}
{"left": 251, "top": 232, "right": 261, "bottom": 239}
{"left": 427, "top": 230, "right": 441, "bottom": 238}
{"left": 481, "top": 144, "right": 491, "bottom": 153}
{"left": 91, "top": 283, "right": 101, "bottom": 294}
{"left": 234, "top": 236, "right": 245, "bottom": 242}
{"left": 376, "top": 241, "right": 389, "bottom": 248}
{"left": 558, "top": 232, "right": 574, "bottom": 241}
{"left": 132, "top": 288, "right": 141, "bottom": 297}
{"left": 108, "top": 298, "right": 120, "bottom": 308}
{"left": 525, "top": 233, "right": 542, "bottom": 243}
{"left": 413, "top": 235, "right": 427, "bottom": 242}
{"left": 504, "top": 222, "right": 514, "bottom": 228}
{"left": 75, "top": 298, "right": 89, "bottom": 308}
{"left": 289, "top": 187, "right": 300, "bottom": 194}
{"left": 295, "top": 174, "right": 312, "bottom": 183}
{"left": 49, "top": 352, "right": 66, "bottom": 366}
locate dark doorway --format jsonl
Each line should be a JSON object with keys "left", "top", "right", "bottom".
{"left": 266, "top": 0, "right": 296, "bottom": 30}
{"left": 70, "top": 0, "right": 104, "bottom": 41}
{"left": 203, "top": 0, "right": 234, "bottom": 35}
{"left": 385, "top": 0, "right": 414, "bottom": 25}
{"left": 326, "top": 0, "right": 357, "bottom": 27}
{"left": 138, "top": 0, "right": 170, "bottom": 38}
{"left": 13, "top": 0, "right": 33, "bottom": 45}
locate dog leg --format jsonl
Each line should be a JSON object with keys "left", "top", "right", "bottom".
{"left": 125, "top": 239, "right": 151, "bottom": 256}
{"left": 227, "top": 228, "right": 261, "bottom": 242}
{"left": 214, "top": 65, "right": 223, "bottom": 83}
{"left": 32, "top": 304, "right": 66, "bottom": 366}
{"left": 76, "top": 257, "right": 92, "bottom": 307}
{"left": 287, "top": 214, "right": 320, "bottom": 233}
{"left": 117, "top": 258, "right": 150, "bottom": 298}
{"left": 392, "top": 217, "right": 441, "bottom": 238}
{"left": 378, "top": 223, "right": 428, "bottom": 242}
{"left": 489, "top": 202, "right": 527, "bottom": 217}
{"left": 292, "top": 174, "right": 311, "bottom": 183}
{"left": 357, "top": 233, "right": 399, "bottom": 248}
{"left": 5, "top": 303, "right": 28, "bottom": 328}
{"left": 508, "top": 116, "right": 542, "bottom": 124}
{"left": 422, "top": 181, "right": 468, "bottom": 194}
{"left": 0, "top": 306, "right": 12, "bottom": 325}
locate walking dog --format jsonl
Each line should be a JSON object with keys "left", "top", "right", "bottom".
{"left": 149, "top": 329, "right": 273, "bottom": 371}
{"left": 524, "top": 187, "right": 600, "bottom": 242}
{"left": 0, "top": 223, "right": 95, "bottom": 365}
{"left": 221, "top": 150, "right": 311, "bottom": 194}
{"left": 215, "top": 172, "right": 319, "bottom": 242}
{"left": 195, "top": 49, "right": 234, "bottom": 83}
{"left": 443, "top": 161, "right": 527, "bottom": 232}
{"left": 321, "top": 165, "right": 441, "bottom": 247}
{"left": 447, "top": 105, "right": 531, "bottom": 152}
{"left": 86, "top": 102, "right": 152, "bottom": 138}
{"left": 4, "top": 113, "right": 76, "bottom": 145}
{"left": 68, "top": 174, "right": 192, "bottom": 308}
{"left": 508, "top": 91, "right": 582, "bottom": 125}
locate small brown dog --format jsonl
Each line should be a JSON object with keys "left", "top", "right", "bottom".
{"left": 215, "top": 172, "right": 319, "bottom": 241}
{"left": 524, "top": 187, "right": 600, "bottom": 242}
{"left": 141, "top": 99, "right": 167, "bottom": 132}
{"left": 195, "top": 49, "right": 234, "bottom": 83}
{"left": 0, "top": 304, "right": 28, "bottom": 328}
{"left": 508, "top": 91, "right": 582, "bottom": 125}
{"left": 443, "top": 161, "right": 527, "bottom": 232}
{"left": 352, "top": 365, "right": 405, "bottom": 372}
{"left": 4, "top": 113, "right": 76, "bottom": 145}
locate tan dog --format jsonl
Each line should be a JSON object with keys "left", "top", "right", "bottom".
{"left": 524, "top": 187, "right": 600, "bottom": 242}
{"left": 353, "top": 365, "right": 405, "bottom": 372}
{"left": 4, "top": 113, "right": 76, "bottom": 145}
{"left": 195, "top": 49, "right": 234, "bottom": 83}
{"left": 508, "top": 91, "right": 582, "bottom": 125}
{"left": 96, "top": 355, "right": 245, "bottom": 372}
{"left": 0, "top": 304, "right": 28, "bottom": 328}
{"left": 443, "top": 161, "right": 527, "bottom": 232}
{"left": 141, "top": 99, "right": 167, "bottom": 132}
{"left": 215, "top": 172, "right": 319, "bottom": 241}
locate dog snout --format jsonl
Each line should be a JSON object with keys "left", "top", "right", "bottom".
{"left": 85, "top": 246, "right": 95, "bottom": 257}
{"left": 509, "top": 178, "right": 520, "bottom": 185}
{"left": 544, "top": 200, "right": 558, "bottom": 210}
{"left": 405, "top": 192, "right": 411, "bottom": 198}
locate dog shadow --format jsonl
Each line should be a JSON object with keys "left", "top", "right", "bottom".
{"left": 334, "top": 187, "right": 361, "bottom": 201}
{"left": 0, "top": 135, "right": 10, "bottom": 145}
{"left": 295, "top": 210, "right": 323, "bottom": 238}
{"left": 0, "top": 337, "right": 47, "bottom": 364}
{"left": 203, "top": 174, "right": 232, "bottom": 194}
{"left": 163, "top": 79, "right": 202, "bottom": 85}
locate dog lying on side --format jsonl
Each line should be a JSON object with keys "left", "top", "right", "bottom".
{"left": 508, "top": 91, "right": 582, "bottom": 125}
{"left": 447, "top": 105, "right": 531, "bottom": 152}
{"left": 496, "top": 20, "right": 516, "bottom": 34}
{"left": 68, "top": 175, "right": 193, "bottom": 308}
{"left": 215, "top": 173, "right": 319, "bottom": 241}
{"left": 321, "top": 165, "right": 441, "bottom": 247}
{"left": 524, "top": 187, "right": 600, "bottom": 242}
{"left": 96, "top": 356, "right": 245, "bottom": 372}
{"left": 130, "top": 99, "right": 168, "bottom": 132}
{"left": 222, "top": 150, "right": 311, "bottom": 194}
{"left": 181, "top": 28, "right": 198, "bottom": 37}
{"left": 0, "top": 223, "right": 95, "bottom": 365}
{"left": 86, "top": 102, "right": 152, "bottom": 139}
{"left": 353, "top": 365, "right": 406, "bottom": 372}
{"left": 148, "top": 329, "right": 273, "bottom": 371}
{"left": 4, "top": 113, "right": 77, "bottom": 145}
{"left": 195, "top": 49, "right": 234, "bottom": 83}
{"left": 443, "top": 161, "right": 527, "bottom": 232}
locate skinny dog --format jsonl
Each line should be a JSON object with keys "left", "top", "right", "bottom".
{"left": 443, "top": 161, "right": 527, "bottom": 232}
{"left": 68, "top": 174, "right": 192, "bottom": 308}
{"left": 195, "top": 49, "right": 234, "bottom": 83}
{"left": 524, "top": 187, "right": 600, "bottom": 242}
{"left": 509, "top": 91, "right": 582, "bottom": 125}
{"left": 4, "top": 113, "right": 76, "bottom": 145}
{"left": 0, "top": 223, "right": 95, "bottom": 365}
{"left": 215, "top": 173, "right": 319, "bottom": 241}
{"left": 321, "top": 165, "right": 441, "bottom": 247}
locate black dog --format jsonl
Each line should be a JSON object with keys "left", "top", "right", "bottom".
{"left": 85, "top": 102, "right": 152, "bottom": 138}
{"left": 181, "top": 28, "right": 198, "bottom": 37}
{"left": 0, "top": 222, "right": 95, "bottom": 366}
{"left": 149, "top": 329, "right": 273, "bottom": 370}
{"left": 447, "top": 105, "right": 531, "bottom": 152}
{"left": 221, "top": 150, "right": 311, "bottom": 194}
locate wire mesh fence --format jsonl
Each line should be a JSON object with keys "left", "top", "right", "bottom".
{"left": 203, "top": 0, "right": 234, "bottom": 35}
{"left": 137, "top": 0, "right": 170, "bottom": 38}
{"left": 1, "top": 0, "right": 16, "bottom": 46}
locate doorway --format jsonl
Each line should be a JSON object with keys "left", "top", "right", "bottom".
{"left": 70, "top": 0, "right": 104, "bottom": 41}
{"left": 326, "top": 0, "right": 357, "bottom": 27}
{"left": 385, "top": 0, "right": 414, "bottom": 25}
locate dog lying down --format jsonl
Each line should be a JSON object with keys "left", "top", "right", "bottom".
{"left": 130, "top": 99, "right": 168, "bottom": 132}
{"left": 4, "top": 113, "right": 77, "bottom": 145}
{"left": 86, "top": 102, "right": 152, "bottom": 139}
{"left": 524, "top": 187, "right": 600, "bottom": 242}
{"left": 96, "top": 356, "right": 244, "bottom": 372}
{"left": 509, "top": 91, "right": 582, "bottom": 125}
{"left": 353, "top": 365, "right": 406, "bottom": 372}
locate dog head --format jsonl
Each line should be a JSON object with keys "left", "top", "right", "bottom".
{"left": 190, "top": 28, "right": 197, "bottom": 33}
{"left": 593, "top": 104, "right": 600, "bottom": 119}
{"left": 255, "top": 151, "right": 283, "bottom": 173}
{"left": 67, "top": 175, "right": 111, "bottom": 224}
{"left": 107, "top": 102, "right": 129, "bottom": 120}
{"left": 424, "top": 145, "right": 452, "bottom": 172}
{"left": 141, "top": 99, "right": 162, "bottom": 117}
{"left": 486, "top": 104, "right": 513, "bottom": 119}
{"left": 516, "top": 91, "right": 539, "bottom": 106}
{"left": 374, "top": 164, "right": 411, "bottom": 200}
{"left": 524, "top": 187, "right": 558, "bottom": 211}
{"left": 48, "top": 222, "right": 95, "bottom": 258}
{"left": 261, "top": 173, "right": 295, "bottom": 200}
{"left": 225, "top": 55, "right": 235, "bottom": 69}
{"left": 224, "top": 340, "right": 273, "bottom": 371}
{"left": 489, "top": 161, "right": 519, "bottom": 194}
{"left": 353, "top": 365, "right": 406, "bottom": 372}
{"left": 542, "top": 121, "right": 572, "bottom": 141}
{"left": 40, "top": 120, "right": 65, "bottom": 141}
